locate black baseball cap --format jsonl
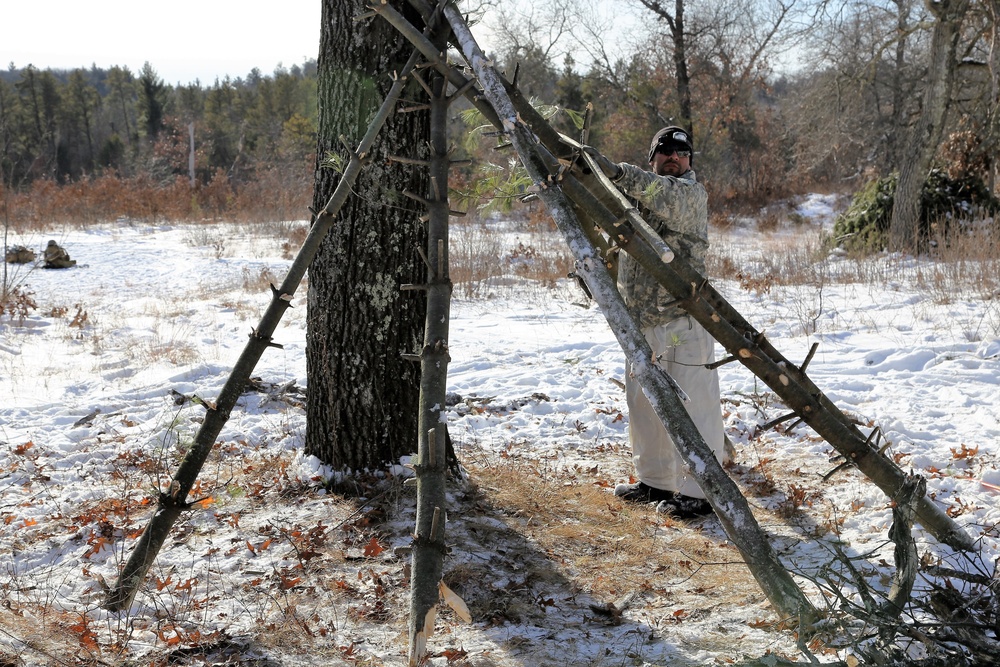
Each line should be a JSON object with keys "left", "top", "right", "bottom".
{"left": 648, "top": 126, "right": 693, "bottom": 162}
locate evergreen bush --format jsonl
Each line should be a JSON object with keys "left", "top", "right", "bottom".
{"left": 832, "top": 169, "right": 999, "bottom": 252}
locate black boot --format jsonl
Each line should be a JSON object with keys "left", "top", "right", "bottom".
{"left": 614, "top": 481, "right": 675, "bottom": 503}
{"left": 655, "top": 493, "right": 713, "bottom": 519}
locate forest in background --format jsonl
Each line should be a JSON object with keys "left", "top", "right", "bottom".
{"left": 0, "top": 60, "right": 319, "bottom": 225}
{"left": 2, "top": 0, "right": 999, "bottom": 229}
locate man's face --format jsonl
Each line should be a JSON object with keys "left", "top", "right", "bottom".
{"left": 650, "top": 147, "right": 690, "bottom": 177}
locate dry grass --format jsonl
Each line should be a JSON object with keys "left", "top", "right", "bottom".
{"left": 706, "top": 212, "right": 1000, "bottom": 340}
{"left": 450, "top": 208, "right": 573, "bottom": 300}
{"left": 2, "top": 168, "right": 310, "bottom": 231}
{"left": 448, "top": 449, "right": 759, "bottom": 625}
{"left": 916, "top": 226, "right": 1000, "bottom": 303}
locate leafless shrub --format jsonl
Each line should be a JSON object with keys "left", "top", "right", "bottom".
{"left": 282, "top": 224, "right": 310, "bottom": 260}
{"left": 1, "top": 166, "right": 310, "bottom": 230}
{"left": 241, "top": 266, "right": 281, "bottom": 293}
{"left": 915, "top": 225, "right": 1000, "bottom": 305}
{"left": 800, "top": 539, "right": 1000, "bottom": 667}
{"left": 450, "top": 220, "right": 508, "bottom": 299}
{"left": 1, "top": 285, "right": 38, "bottom": 324}
{"left": 450, "top": 206, "right": 573, "bottom": 300}
{"left": 757, "top": 211, "right": 780, "bottom": 233}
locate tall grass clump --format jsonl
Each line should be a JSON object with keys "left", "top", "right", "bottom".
{"left": 449, "top": 203, "right": 573, "bottom": 301}
{"left": 1, "top": 167, "right": 311, "bottom": 231}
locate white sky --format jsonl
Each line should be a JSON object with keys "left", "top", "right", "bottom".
{"left": 1, "top": 1, "right": 628, "bottom": 87}
{"left": 1, "top": 0, "right": 322, "bottom": 85}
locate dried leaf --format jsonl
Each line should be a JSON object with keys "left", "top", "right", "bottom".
{"left": 69, "top": 615, "right": 99, "bottom": 651}
{"left": 950, "top": 443, "right": 979, "bottom": 460}
{"left": 363, "top": 536, "right": 384, "bottom": 558}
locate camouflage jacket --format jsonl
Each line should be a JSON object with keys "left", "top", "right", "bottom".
{"left": 612, "top": 162, "right": 708, "bottom": 329}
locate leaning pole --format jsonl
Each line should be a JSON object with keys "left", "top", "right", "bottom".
{"left": 103, "top": 51, "right": 423, "bottom": 612}
{"left": 394, "top": 0, "right": 976, "bottom": 555}
{"left": 439, "top": 0, "right": 820, "bottom": 627}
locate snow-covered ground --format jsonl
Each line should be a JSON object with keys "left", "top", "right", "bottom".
{"left": 1, "top": 195, "right": 998, "bottom": 665}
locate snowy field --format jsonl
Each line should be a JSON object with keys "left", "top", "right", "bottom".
{"left": 1, "top": 196, "right": 999, "bottom": 665}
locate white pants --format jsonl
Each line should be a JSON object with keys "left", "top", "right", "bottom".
{"left": 626, "top": 316, "right": 727, "bottom": 498}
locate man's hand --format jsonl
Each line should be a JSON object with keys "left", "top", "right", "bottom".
{"left": 581, "top": 146, "right": 621, "bottom": 180}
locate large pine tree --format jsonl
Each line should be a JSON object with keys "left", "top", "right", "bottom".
{"left": 305, "top": 0, "right": 428, "bottom": 471}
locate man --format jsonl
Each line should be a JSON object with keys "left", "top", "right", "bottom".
{"left": 594, "top": 127, "right": 729, "bottom": 518}
{"left": 43, "top": 240, "right": 77, "bottom": 269}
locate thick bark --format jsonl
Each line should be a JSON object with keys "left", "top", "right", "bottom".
{"left": 884, "top": 473, "right": 924, "bottom": 616}
{"left": 888, "top": 0, "right": 969, "bottom": 251}
{"left": 306, "top": 0, "right": 429, "bottom": 471}
{"left": 989, "top": 0, "right": 1000, "bottom": 193}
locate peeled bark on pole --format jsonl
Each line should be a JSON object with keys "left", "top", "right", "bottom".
{"left": 883, "top": 474, "right": 925, "bottom": 617}
{"left": 103, "top": 51, "right": 422, "bottom": 612}
{"left": 441, "top": 4, "right": 818, "bottom": 628}
{"left": 408, "top": 69, "right": 454, "bottom": 664}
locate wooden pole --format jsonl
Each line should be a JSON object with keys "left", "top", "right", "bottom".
{"left": 439, "top": 3, "right": 819, "bottom": 628}
{"left": 397, "top": 0, "right": 976, "bottom": 552}
{"left": 408, "top": 67, "right": 455, "bottom": 665}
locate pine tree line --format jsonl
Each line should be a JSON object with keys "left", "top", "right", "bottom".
{"left": 0, "top": 61, "right": 318, "bottom": 193}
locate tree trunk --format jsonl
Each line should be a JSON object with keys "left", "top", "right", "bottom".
{"left": 988, "top": 0, "right": 1000, "bottom": 194}
{"left": 672, "top": 0, "right": 693, "bottom": 131}
{"left": 887, "top": 0, "right": 913, "bottom": 169}
{"left": 888, "top": 0, "right": 968, "bottom": 251}
{"left": 635, "top": 0, "right": 694, "bottom": 132}
{"left": 306, "top": 0, "right": 429, "bottom": 471}
{"left": 102, "top": 48, "right": 423, "bottom": 613}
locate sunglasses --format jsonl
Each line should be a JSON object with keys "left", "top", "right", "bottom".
{"left": 655, "top": 148, "right": 691, "bottom": 158}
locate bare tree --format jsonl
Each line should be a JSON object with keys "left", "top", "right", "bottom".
{"left": 784, "top": 0, "right": 928, "bottom": 183}
{"left": 630, "top": 0, "right": 804, "bottom": 140}
{"left": 483, "top": 0, "right": 578, "bottom": 101}
{"left": 632, "top": 0, "right": 696, "bottom": 130}
{"left": 887, "top": 0, "right": 918, "bottom": 168}
{"left": 889, "top": 0, "right": 970, "bottom": 250}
